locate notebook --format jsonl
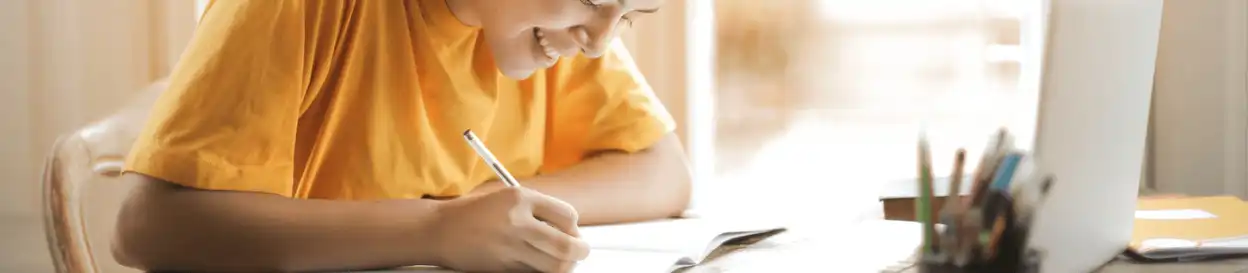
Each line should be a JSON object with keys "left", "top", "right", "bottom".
{"left": 1125, "top": 195, "right": 1248, "bottom": 261}
{"left": 359, "top": 218, "right": 786, "bottom": 272}
{"left": 576, "top": 218, "right": 786, "bottom": 271}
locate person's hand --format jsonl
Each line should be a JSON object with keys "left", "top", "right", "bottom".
{"left": 431, "top": 186, "right": 589, "bottom": 273}
{"left": 467, "top": 180, "right": 507, "bottom": 197}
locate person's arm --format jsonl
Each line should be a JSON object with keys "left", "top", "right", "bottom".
{"left": 473, "top": 133, "right": 692, "bottom": 226}
{"left": 112, "top": 174, "right": 443, "bottom": 272}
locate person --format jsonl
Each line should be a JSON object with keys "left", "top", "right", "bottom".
{"left": 111, "top": 0, "right": 691, "bottom": 272}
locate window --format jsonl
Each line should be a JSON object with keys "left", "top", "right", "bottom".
{"left": 702, "top": 0, "right": 1044, "bottom": 206}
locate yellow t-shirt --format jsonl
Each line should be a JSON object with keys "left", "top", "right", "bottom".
{"left": 124, "top": 0, "right": 675, "bottom": 200}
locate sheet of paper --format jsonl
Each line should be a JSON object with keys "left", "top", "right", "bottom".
{"left": 572, "top": 249, "right": 686, "bottom": 273}
{"left": 579, "top": 219, "right": 720, "bottom": 254}
{"left": 1135, "top": 209, "right": 1218, "bottom": 220}
{"left": 578, "top": 218, "right": 781, "bottom": 254}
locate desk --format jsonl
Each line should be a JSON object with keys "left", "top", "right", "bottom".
{"left": 353, "top": 220, "right": 1244, "bottom": 272}
{"left": 682, "top": 220, "right": 1248, "bottom": 273}
{"left": 200, "top": 220, "right": 1246, "bottom": 273}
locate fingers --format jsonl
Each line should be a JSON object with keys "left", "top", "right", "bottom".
{"left": 521, "top": 218, "right": 591, "bottom": 261}
{"left": 526, "top": 191, "right": 581, "bottom": 237}
{"left": 514, "top": 240, "right": 580, "bottom": 273}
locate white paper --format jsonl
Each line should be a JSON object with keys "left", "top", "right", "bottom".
{"left": 579, "top": 219, "right": 721, "bottom": 253}
{"left": 577, "top": 218, "right": 785, "bottom": 271}
{"left": 1134, "top": 209, "right": 1218, "bottom": 220}
{"left": 580, "top": 218, "right": 783, "bottom": 254}
{"left": 572, "top": 249, "right": 686, "bottom": 273}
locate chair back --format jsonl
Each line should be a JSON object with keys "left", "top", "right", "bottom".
{"left": 43, "top": 80, "right": 168, "bottom": 273}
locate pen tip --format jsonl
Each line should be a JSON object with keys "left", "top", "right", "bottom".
{"left": 462, "top": 129, "right": 472, "bottom": 137}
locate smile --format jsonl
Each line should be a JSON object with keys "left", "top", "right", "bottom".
{"left": 533, "top": 28, "right": 558, "bottom": 62}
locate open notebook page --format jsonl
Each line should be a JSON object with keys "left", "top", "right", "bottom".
{"left": 577, "top": 218, "right": 786, "bottom": 269}
{"left": 1132, "top": 236, "right": 1248, "bottom": 260}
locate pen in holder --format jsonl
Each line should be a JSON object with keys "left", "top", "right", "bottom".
{"left": 918, "top": 196, "right": 1041, "bottom": 273}
{"left": 914, "top": 129, "right": 1049, "bottom": 273}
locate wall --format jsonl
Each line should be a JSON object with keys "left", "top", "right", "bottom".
{"left": 0, "top": 0, "right": 34, "bottom": 218}
{"left": 618, "top": 1, "right": 713, "bottom": 189}
{"left": 620, "top": 4, "right": 693, "bottom": 152}
{"left": 1151, "top": 0, "right": 1248, "bottom": 197}
{"left": 0, "top": 1, "right": 196, "bottom": 271}
{"left": 0, "top": 0, "right": 197, "bottom": 216}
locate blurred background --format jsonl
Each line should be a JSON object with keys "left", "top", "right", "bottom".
{"left": 3, "top": 0, "right": 1247, "bottom": 272}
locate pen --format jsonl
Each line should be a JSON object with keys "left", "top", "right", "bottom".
{"left": 983, "top": 192, "right": 1014, "bottom": 260}
{"left": 990, "top": 153, "right": 1024, "bottom": 191}
{"left": 939, "top": 149, "right": 967, "bottom": 258}
{"left": 463, "top": 129, "right": 521, "bottom": 187}
{"left": 969, "top": 130, "right": 1011, "bottom": 206}
{"left": 973, "top": 152, "right": 1021, "bottom": 226}
{"left": 944, "top": 149, "right": 968, "bottom": 215}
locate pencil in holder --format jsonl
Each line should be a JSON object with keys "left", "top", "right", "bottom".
{"left": 916, "top": 194, "right": 1043, "bottom": 273}
{"left": 913, "top": 129, "right": 1050, "bottom": 273}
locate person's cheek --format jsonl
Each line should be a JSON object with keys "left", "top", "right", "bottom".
{"left": 485, "top": 30, "right": 537, "bottom": 78}
{"left": 532, "top": 3, "right": 592, "bottom": 30}
{"left": 544, "top": 31, "right": 582, "bottom": 58}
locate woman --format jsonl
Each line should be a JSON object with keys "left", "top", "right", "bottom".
{"left": 112, "top": 0, "right": 690, "bottom": 272}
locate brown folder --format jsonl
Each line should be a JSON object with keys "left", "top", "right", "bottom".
{"left": 1127, "top": 195, "right": 1248, "bottom": 260}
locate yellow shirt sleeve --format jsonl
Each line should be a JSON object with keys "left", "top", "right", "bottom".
{"left": 542, "top": 41, "right": 678, "bottom": 172}
{"left": 125, "top": 0, "right": 308, "bottom": 196}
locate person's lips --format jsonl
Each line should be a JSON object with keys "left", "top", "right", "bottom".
{"left": 533, "top": 28, "right": 558, "bottom": 67}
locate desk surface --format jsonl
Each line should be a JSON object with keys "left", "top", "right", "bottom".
{"left": 271, "top": 202, "right": 1247, "bottom": 273}
{"left": 682, "top": 220, "right": 1248, "bottom": 273}
{"left": 311, "top": 219, "right": 1247, "bottom": 273}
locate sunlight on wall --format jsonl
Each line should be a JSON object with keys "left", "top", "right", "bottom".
{"left": 818, "top": 0, "right": 1027, "bottom": 23}
{"left": 195, "top": 0, "right": 207, "bottom": 21}
{"left": 710, "top": 0, "right": 1043, "bottom": 195}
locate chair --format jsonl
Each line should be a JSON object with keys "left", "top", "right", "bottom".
{"left": 43, "top": 80, "right": 168, "bottom": 273}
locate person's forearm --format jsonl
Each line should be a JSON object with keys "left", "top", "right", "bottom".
{"left": 113, "top": 174, "right": 445, "bottom": 272}
{"left": 479, "top": 134, "right": 693, "bottom": 225}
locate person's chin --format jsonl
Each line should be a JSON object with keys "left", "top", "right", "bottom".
{"left": 500, "top": 67, "right": 535, "bottom": 80}
{"left": 497, "top": 60, "right": 538, "bottom": 80}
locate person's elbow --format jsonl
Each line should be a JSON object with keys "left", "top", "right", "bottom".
{"left": 650, "top": 134, "right": 694, "bottom": 217}
{"left": 110, "top": 177, "right": 166, "bottom": 270}
{"left": 110, "top": 174, "right": 270, "bottom": 272}
{"left": 663, "top": 169, "right": 693, "bottom": 217}
{"left": 111, "top": 213, "right": 151, "bottom": 271}
{"left": 110, "top": 173, "right": 206, "bottom": 271}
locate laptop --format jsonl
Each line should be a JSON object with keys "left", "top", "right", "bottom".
{"left": 1025, "top": 0, "right": 1164, "bottom": 272}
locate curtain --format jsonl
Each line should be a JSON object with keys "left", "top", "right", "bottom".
{"left": 0, "top": 0, "right": 198, "bottom": 217}
{"left": 1150, "top": 0, "right": 1248, "bottom": 198}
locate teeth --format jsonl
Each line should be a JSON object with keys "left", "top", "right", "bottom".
{"left": 535, "top": 29, "right": 558, "bottom": 60}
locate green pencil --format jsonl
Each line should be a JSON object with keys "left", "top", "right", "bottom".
{"left": 918, "top": 136, "right": 937, "bottom": 254}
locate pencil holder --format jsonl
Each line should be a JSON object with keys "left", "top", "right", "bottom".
{"left": 913, "top": 129, "right": 1052, "bottom": 273}
{"left": 915, "top": 222, "right": 1042, "bottom": 273}
{"left": 916, "top": 196, "right": 1043, "bottom": 273}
